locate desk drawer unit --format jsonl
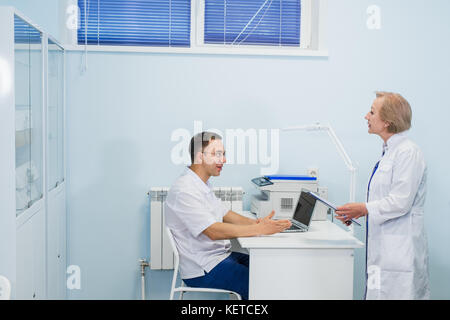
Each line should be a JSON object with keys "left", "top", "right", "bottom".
{"left": 248, "top": 248, "right": 355, "bottom": 300}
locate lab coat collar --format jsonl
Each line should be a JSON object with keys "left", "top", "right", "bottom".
{"left": 185, "top": 166, "right": 213, "bottom": 194}
{"left": 383, "top": 131, "right": 408, "bottom": 155}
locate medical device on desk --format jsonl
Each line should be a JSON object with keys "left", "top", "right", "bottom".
{"left": 250, "top": 174, "right": 329, "bottom": 221}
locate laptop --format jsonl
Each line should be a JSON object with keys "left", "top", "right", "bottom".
{"left": 281, "top": 191, "right": 317, "bottom": 233}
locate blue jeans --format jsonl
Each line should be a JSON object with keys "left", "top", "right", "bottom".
{"left": 183, "top": 252, "right": 249, "bottom": 300}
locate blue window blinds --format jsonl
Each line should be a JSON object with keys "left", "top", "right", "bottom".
{"left": 14, "top": 16, "right": 42, "bottom": 44}
{"left": 77, "top": 0, "right": 191, "bottom": 47}
{"left": 204, "top": 0, "right": 301, "bottom": 46}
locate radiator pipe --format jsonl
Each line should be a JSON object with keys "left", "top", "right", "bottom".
{"left": 139, "top": 258, "right": 150, "bottom": 300}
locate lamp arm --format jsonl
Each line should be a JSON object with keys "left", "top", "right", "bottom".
{"left": 325, "top": 126, "right": 357, "bottom": 203}
{"left": 282, "top": 123, "right": 357, "bottom": 233}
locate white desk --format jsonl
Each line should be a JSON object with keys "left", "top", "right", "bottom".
{"left": 235, "top": 212, "right": 364, "bottom": 300}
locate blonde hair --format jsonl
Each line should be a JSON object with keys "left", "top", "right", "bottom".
{"left": 375, "top": 91, "right": 412, "bottom": 133}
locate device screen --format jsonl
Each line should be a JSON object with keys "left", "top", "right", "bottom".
{"left": 292, "top": 192, "right": 316, "bottom": 226}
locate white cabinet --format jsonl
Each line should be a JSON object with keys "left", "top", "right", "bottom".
{"left": 13, "top": 12, "right": 46, "bottom": 300}
{"left": 47, "top": 186, "right": 67, "bottom": 299}
{"left": 0, "top": 7, "right": 66, "bottom": 300}
{"left": 16, "top": 208, "right": 46, "bottom": 300}
{"left": 46, "top": 36, "right": 66, "bottom": 300}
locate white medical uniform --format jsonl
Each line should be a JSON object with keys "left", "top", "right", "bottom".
{"left": 164, "top": 167, "right": 231, "bottom": 279}
{"left": 365, "top": 132, "right": 430, "bottom": 299}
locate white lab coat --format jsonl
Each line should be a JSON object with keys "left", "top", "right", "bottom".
{"left": 365, "top": 132, "right": 430, "bottom": 300}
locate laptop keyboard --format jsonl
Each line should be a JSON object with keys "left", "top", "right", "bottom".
{"left": 284, "top": 223, "right": 306, "bottom": 232}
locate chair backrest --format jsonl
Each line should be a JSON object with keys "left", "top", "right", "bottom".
{"left": 0, "top": 275, "right": 11, "bottom": 300}
{"left": 165, "top": 226, "right": 179, "bottom": 262}
{"left": 165, "top": 226, "right": 180, "bottom": 300}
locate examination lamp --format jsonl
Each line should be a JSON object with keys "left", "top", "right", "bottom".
{"left": 282, "top": 123, "right": 357, "bottom": 234}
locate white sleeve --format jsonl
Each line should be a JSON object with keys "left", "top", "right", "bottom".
{"left": 172, "top": 191, "right": 218, "bottom": 238}
{"left": 366, "top": 147, "right": 426, "bottom": 225}
{"left": 214, "top": 196, "right": 230, "bottom": 218}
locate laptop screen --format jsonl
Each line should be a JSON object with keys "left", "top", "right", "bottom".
{"left": 292, "top": 191, "right": 317, "bottom": 227}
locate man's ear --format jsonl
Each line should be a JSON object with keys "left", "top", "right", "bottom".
{"left": 193, "top": 151, "right": 203, "bottom": 165}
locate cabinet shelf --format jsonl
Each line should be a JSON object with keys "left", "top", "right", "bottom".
{"left": 15, "top": 129, "right": 31, "bottom": 148}
{"left": 16, "top": 104, "right": 31, "bottom": 109}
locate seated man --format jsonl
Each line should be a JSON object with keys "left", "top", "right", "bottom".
{"left": 164, "top": 131, "right": 291, "bottom": 300}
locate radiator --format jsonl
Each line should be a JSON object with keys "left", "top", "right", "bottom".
{"left": 149, "top": 186, "right": 244, "bottom": 270}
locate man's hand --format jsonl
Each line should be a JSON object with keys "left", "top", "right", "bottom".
{"left": 335, "top": 203, "right": 368, "bottom": 225}
{"left": 256, "top": 211, "right": 291, "bottom": 235}
{"left": 203, "top": 211, "right": 291, "bottom": 240}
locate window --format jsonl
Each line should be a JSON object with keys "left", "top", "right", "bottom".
{"left": 77, "top": 0, "right": 191, "bottom": 47}
{"left": 202, "top": 0, "right": 305, "bottom": 47}
{"left": 74, "top": 0, "right": 326, "bottom": 56}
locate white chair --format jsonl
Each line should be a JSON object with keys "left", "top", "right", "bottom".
{"left": 0, "top": 275, "right": 11, "bottom": 300}
{"left": 165, "top": 226, "right": 242, "bottom": 300}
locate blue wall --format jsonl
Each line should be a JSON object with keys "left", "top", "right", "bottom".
{"left": 6, "top": 0, "right": 450, "bottom": 299}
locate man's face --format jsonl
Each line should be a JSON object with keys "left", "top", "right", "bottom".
{"left": 201, "top": 139, "right": 226, "bottom": 177}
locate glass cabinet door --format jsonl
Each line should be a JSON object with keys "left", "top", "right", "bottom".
{"left": 14, "top": 16, "right": 43, "bottom": 215}
{"left": 47, "top": 39, "right": 64, "bottom": 191}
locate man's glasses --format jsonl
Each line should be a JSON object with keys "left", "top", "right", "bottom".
{"left": 203, "top": 151, "right": 226, "bottom": 159}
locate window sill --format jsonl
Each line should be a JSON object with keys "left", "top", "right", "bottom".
{"left": 64, "top": 44, "right": 328, "bottom": 58}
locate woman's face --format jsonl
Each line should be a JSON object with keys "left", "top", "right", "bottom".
{"left": 365, "top": 98, "right": 389, "bottom": 136}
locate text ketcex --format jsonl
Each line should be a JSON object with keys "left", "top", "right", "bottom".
{"left": 181, "top": 304, "right": 269, "bottom": 317}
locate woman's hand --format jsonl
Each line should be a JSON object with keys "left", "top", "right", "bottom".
{"left": 335, "top": 203, "right": 368, "bottom": 225}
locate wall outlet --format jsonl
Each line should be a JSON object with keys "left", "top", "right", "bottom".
{"left": 307, "top": 167, "right": 319, "bottom": 178}
{"left": 317, "top": 186, "right": 328, "bottom": 199}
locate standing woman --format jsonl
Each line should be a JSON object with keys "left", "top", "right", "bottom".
{"left": 336, "top": 92, "right": 430, "bottom": 300}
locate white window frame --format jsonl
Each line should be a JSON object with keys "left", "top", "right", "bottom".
{"left": 194, "top": 0, "right": 312, "bottom": 49}
{"left": 63, "top": 0, "right": 328, "bottom": 57}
